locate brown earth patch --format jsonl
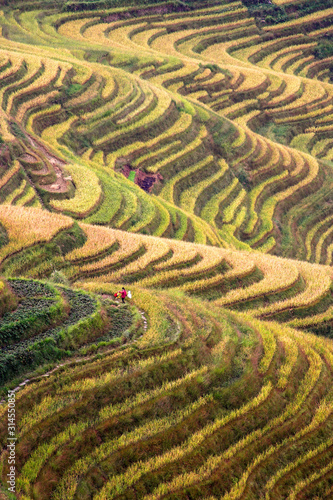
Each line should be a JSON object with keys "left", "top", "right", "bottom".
{"left": 20, "top": 153, "right": 36, "bottom": 163}
{"left": 122, "top": 164, "right": 163, "bottom": 193}
{"left": 26, "top": 135, "right": 72, "bottom": 193}
{"left": 42, "top": 165, "right": 71, "bottom": 193}
{"left": 27, "top": 134, "right": 66, "bottom": 168}
{"left": 0, "top": 145, "right": 12, "bottom": 167}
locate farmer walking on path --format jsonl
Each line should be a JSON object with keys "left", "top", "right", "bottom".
{"left": 120, "top": 287, "right": 127, "bottom": 304}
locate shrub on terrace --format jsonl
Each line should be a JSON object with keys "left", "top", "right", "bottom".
{"left": 242, "top": 0, "right": 288, "bottom": 25}
{"left": 314, "top": 40, "right": 333, "bottom": 60}
{"left": 292, "top": 0, "right": 333, "bottom": 17}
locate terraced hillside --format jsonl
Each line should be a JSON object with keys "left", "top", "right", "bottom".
{"left": 1, "top": 207, "right": 333, "bottom": 499}
{"left": 2, "top": 1, "right": 333, "bottom": 499}
{"left": 0, "top": 0, "right": 332, "bottom": 257}
{"left": 2, "top": 204, "right": 333, "bottom": 336}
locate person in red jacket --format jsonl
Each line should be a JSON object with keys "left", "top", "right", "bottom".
{"left": 119, "top": 287, "right": 127, "bottom": 304}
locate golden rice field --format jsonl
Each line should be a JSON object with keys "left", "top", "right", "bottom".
{"left": 1, "top": 0, "right": 333, "bottom": 498}
{"left": 0, "top": 0, "right": 332, "bottom": 258}
{"left": 0, "top": 205, "right": 332, "bottom": 497}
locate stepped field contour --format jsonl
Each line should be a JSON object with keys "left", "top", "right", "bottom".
{"left": 1, "top": 0, "right": 333, "bottom": 499}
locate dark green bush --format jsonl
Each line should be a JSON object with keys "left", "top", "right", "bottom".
{"left": 314, "top": 41, "right": 333, "bottom": 60}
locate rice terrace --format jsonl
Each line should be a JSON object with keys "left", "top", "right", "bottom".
{"left": 2, "top": 0, "right": 333, "bottom": 498}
